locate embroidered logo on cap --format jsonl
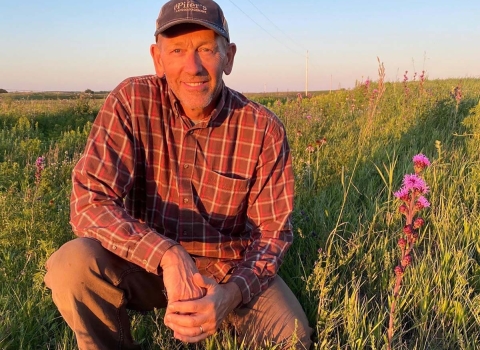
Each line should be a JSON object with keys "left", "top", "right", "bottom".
{"left": 174, "top": 1, "right": 207, "bottom": 14}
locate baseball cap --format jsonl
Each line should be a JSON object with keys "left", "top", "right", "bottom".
{"left": 155, "top": 0, "right": 230, "bottom": 42}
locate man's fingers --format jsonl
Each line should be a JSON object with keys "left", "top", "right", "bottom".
{"left": 164, "top": 313, "right": 215, "bottom": 343}
{"left": 173, "top": 329, "right": 212, "bottom": 343}
{"left": 166, "top": 302, "right": 204, "bottom": 322}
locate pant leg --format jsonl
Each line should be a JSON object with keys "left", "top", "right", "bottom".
{"left": 230, "top": 276, "right": 312, "bottom": 350}
{"left": 44, "top": 237, "right": 167, "bottom": 350}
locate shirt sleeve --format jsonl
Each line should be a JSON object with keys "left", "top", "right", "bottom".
{"left": 227, "top": 117, "right": 294, "bottom": 304}
{"left": 69, "top": 91, "right": 178, "bottom": 274}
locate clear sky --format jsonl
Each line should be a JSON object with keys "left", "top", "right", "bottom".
{"left": 1, "top": 0, "right": 479, "bottom": 93}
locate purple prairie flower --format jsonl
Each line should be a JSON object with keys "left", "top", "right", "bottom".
{"left": 398, "top": 204, "right": 409, "bottom": 215}
{"left": 401, "top": 254, "right": 412, "bottom": 268}
{"left": 413, "top": 217, "right": 425, "bottom": 229}
{"left": 35, "top": 156, "right": 45, "bottom": 185}
{"left": 413, "top": 154, "right": 430, "bottom": 173}
{"left": 305, "top": 145, "right": 315, "bottom": 153}
{"left": 36, "top": 156, "right": 45, "bottom": 169}
{"left": 394, "top": 187, "right": 410, "bottom": 201}
{"left": 403, "top": 174, "right": 429, "bottom": 194}
{"left": 403, "top": 224, "right": 414, "bottom": 236}
{"left": 415, "top": 196, "right": 430, "bottom": 210}
{"left": 305, "top": 115, "right": 312, "bottom": 120}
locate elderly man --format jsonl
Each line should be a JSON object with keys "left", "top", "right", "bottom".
{"left": 44, "top": 0, "right": 312, "bottom": 349}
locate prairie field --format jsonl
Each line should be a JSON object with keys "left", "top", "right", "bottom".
{"left": 1, "top": 73, "right": 480, "bottom": 349}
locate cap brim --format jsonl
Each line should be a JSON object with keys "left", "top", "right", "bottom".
{"left": 155, "top": 19, "right": 229, "bottom": 42}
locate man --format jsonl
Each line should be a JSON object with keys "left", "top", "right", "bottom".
{"left": 44, "top": 0, "right": 312, "bottom": 349}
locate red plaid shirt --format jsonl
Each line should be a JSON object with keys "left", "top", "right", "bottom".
{"left": 70, "top": 75, "right": 294, "bottom": 304}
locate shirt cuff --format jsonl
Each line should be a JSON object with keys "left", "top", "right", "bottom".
{"left": 228, "top": 267, "right": 262, "bottom": 305}
{"left": 129, "top": 229, "right": 179, "bottom": 274}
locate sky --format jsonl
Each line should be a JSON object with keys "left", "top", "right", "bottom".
{"left": 1, "top": 0, "right": 479, "bottom": 93}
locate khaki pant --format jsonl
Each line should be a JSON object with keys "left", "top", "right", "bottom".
{"left": 44, "top": 238, "right": 312, "bottom": 349}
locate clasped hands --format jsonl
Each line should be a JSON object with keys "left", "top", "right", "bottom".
{"left": 160, "top": 246, "right": 242, "bottom": 343}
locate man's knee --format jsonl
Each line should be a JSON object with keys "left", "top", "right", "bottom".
{"left": 44, "top": 238, "right": 103, "bottom": 292}
{"left": 269, "top": 277, "right": 312, "bottom": 349}
{"left": 233, "top": 276, "right": 312, "bottom": 349}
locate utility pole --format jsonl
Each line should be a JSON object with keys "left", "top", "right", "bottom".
{"left": 305, "top": 50, "right": 309, "bottom": 97}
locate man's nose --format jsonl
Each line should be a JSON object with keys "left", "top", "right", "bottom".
{"left": 183, "top": 51, "right": 203, "bottom": 75}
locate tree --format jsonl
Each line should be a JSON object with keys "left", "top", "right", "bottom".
{"left": 84, "top": 89, "right": 94, "bottom": 94}
{"left": 0, "top": 88, "right": 8, "bottom": 94}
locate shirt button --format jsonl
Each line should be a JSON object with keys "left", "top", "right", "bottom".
{"left": 143, "top": 259, "right": 148, "bottom": 264}
{"left": 112, "top": 245, "right": 117, "bottom": 250}
{"left": 183, "top": 230, "right": 187, "bottom": 235}
{"left": 183, "top": 164, "right": 189, "bottom": 169}
{"left": 183, "top": 198, "right": 189, "bottom": 203}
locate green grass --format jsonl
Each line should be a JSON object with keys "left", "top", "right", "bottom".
{"left": 1, "top": 75, "right": 480, "bottom": 349}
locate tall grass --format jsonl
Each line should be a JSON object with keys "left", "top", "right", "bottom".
{"left": 1, "top": 72, "right": 479, "bottom": 349}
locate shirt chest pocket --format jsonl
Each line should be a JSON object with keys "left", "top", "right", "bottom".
{"left": 194, "top": 169, "right": 250, "bottom": 218}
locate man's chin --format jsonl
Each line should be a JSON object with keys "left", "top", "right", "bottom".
{"left": 179, "top": 97, "right": 214, "bottom": 112}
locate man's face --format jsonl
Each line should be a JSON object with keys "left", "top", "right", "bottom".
{"left": 151, "top": 24, "right": 236, "bottom": 119}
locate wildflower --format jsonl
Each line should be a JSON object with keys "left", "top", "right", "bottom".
{"left": 398, "top": 204, "right": 409, "bottom": 215}
{"left": 315, "top": 138, "right": 327, "bottom": 146}
{"left": 413, "top": 217, "right": 425, "bottom": 229}
{"left": 305, "top": 144, "right": 315, "bottom": 153}
{"left": 401, "top": 254, "right": 412, "bottom": 268}
{"left": 403, "top": 174, "right": 429, "bottom": 194}
{"left": 389, "top": 153, "right": 430, "bottom": 349}
{"left": 452, "top": 86, "right": 462, "bottom": 104}
{"left": 394, "top": 266, "right": 404, "bottom": 277}
{"left": 305, "top": 115, "right": 312, "bottom": 121}
{"left": 35, "top": 156, "right": 45, "bottom": 185}
{"left": 403, "top": 224, "right": 414, "bottom": 236}
{"left": 36, "top": 156, "right": 45, "bottom": 169}
{"left": 296, "top": 130, "right": 302, "bottom": 137}
{"left": 394, "top": 187, "right": 410, "bottom": 201}
{"left": 413, "top": 154, "right": 430, "bottom": 173}
{"left": 415, "top": 196, "right": 430, "bottom": 210}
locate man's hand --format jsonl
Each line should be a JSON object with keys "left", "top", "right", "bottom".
{"left": 160, "top": 245, "right": 204, "bottom": 303}
{"left": 164, "top": 273, "right": 242, "bottom": 343}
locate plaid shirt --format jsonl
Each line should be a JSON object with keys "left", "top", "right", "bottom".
{"left": 70, "top": 75, "right": 294, "bottom": 304}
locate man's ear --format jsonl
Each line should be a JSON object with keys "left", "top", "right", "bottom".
{"left": 150, "top": 44, "right": 165, "bottom": 77}
{"left": 223, "top": 43, "right": 237, "bottom": 76}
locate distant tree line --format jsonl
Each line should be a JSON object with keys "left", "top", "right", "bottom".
{"left": 0, "top": 88, "right": 8, "bottom": 93}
